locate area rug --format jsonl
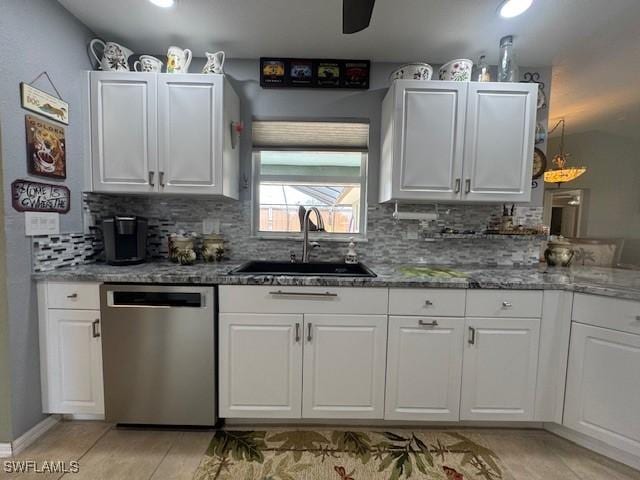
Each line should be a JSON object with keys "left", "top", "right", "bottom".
{"left": 193, "top": 429, "right": 505, "bottom": 480}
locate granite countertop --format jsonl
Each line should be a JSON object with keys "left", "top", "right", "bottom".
{"left": 32, "top": 261, "right": 640, "bottom": 301}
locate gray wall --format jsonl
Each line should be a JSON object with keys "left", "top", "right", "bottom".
{"left": 0, "top": 129, "right": 12, "bottom": 443}
{"left": 0, "top": 0, "right": 94, "bottom": 439}
{"left": 548, "top": 131, "right": 640, "bottom": 265}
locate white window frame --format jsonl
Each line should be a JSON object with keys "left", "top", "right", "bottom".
{"left": 252, "top": 151, "right": 368, "bottom": 241}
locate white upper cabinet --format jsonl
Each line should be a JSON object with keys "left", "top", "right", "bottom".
{"left": 379, "top": 80, "right": 538, "bottom": 203}
{"left": 90, "top": 72, "right": 157, "bottom": 193}
{"left": 380, "top": 81, "right": 467, "bottom": 202}
{"left": 88, "top": 72, "right": 239, "bottom": 198}
{"left": 462, "top": 83, "right": 537, "bottom": 202}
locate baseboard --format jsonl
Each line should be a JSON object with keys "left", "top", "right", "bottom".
{"left": 7, "top": 415, "right": 61, "bottom": 457}
{"left": 62, "top": 413, "right": 105, "bottom": 421}
{"left": 224, "top": 419, "right": 545, "bottom": 429}
{"left": 0, "top": 443, "right": 12, "bottom": 458}
{"left": 544, "top": 423, "right": 640, "bottom": 471}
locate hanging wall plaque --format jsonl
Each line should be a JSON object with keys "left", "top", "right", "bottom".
{"left": 25, "top": 114, "right": 66, "bottom": 179}
{"left": 11, "top": 179, "right": 70, "bottom": 213}
{"left": 20, "top": 72, "right": 69, "bottom": 124}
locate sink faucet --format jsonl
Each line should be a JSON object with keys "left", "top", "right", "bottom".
{"left": 302, "top": 207, "right": 325, "bottom": 263}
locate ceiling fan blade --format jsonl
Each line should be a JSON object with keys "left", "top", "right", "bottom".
{"left": 343, "top": 0, "right": 376, "bottom": 34}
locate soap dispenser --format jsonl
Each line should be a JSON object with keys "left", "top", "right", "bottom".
{"left": 345, "top": 237, "right": 358, "bottom": 264}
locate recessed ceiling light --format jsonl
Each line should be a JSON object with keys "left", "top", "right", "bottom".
{"left": 148, "top": 0, "right": 175, "bottom": 8}
{"left": 498, "top": 0, "right": 533, "bottom": 18}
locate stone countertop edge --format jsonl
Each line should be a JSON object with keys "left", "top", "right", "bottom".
{"left": 31, "top": 262, "right": 640, "bottom": 302}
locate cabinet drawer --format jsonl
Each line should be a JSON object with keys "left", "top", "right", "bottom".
{"left": 389, "top": 289, "right": 466, "bottom": 316}
{"left": 219, "top": 286, "right": 388, "bottom": 314}
{"left": 572, "top": 293, "right": 640, "bottom": 335}
{"left": 46, "top": 282, "right": 100, "bottom": 310}
{"left": 466, "top": 290, "right": 542, "bottom": 318}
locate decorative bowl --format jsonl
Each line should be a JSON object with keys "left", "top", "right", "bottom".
{"left": 438, "top": 59, "right": 473, "bottom": 82}
{"left": 389, "top": 63, "right": 433, "bottom": 82}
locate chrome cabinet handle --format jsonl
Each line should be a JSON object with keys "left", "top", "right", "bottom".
{"left": 295, "top": 322, "right": 300, "bottom": 342}
{"left": 307, "top": 322, "right": 313, "bottom": 342}
{"left": 454, "top": 178, "right": 461, "bottom": 193}
{"left": 425, "top": 300, "right": 434, "bottom": 306}
{"left": 418, "top": 319, "right": 438, "bottom": 327}
{"left": 92, "top": 319, "right": 100, "bottom": 338}
{"left": 468, "top": 326, "right": 476, "bottom": 345}
{"left": 502, "top": 301, "right": 513, "bottom": 308}
{"left": 159, "top": 171, "right": 165, "bottom": 187}
{"left": 464, "top": 179, "right": 471, "bottom": 194}
{"left": 66, "top": 293, "right": 78, "bottom": 299}
{"left": 149, "top": 171, "right": 155, "bottom": 186}
{"left": 269, "top": 290, "right": 338, "bottom": 298}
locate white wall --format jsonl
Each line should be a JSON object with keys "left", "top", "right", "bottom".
{"left": 548, "top": 130, "right": 640, "bottom": 265}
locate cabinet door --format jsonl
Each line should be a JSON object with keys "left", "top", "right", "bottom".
{"left": 90, "top": 72, "right": 157, "bottom": 193}
{"left": 392, "top": 81, "right": 467, "bottom": 201}
{"left": 46, "top": 310, "right": 103, "bottom": 414}
{"left": 219, "top": 313, "right": 303, "bottom": 418}
{"left": 303, "top": 314, "right": 387, "bottom": 419}
{"left": 461, "top": 317, "right": 540, "bottom": 421}
{"left": 564, "top": 323, "right": 640, "bottom": 457}
{"left": 157, "top": 74, "right": 222, "bottom": 194}
{"left": 385, "top": 316, "right": 464, "bottom": 421}
{"left": 462, "top": 82, "right": 537, "bottom": 202}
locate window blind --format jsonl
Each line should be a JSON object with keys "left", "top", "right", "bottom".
{"left": 252, "top": 120, "right": 369, "bottom": 151}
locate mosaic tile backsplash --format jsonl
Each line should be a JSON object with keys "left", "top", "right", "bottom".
{"left": 32, "top": 232, "right": 102, "bottom": 272}
{"left": 31, "top": 194, "right": 544, "bottom": 271}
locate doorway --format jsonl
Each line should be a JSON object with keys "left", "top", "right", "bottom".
{"left": 543, "top": 188, "right": 587, "bottom": 237}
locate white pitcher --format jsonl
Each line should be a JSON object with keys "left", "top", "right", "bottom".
{"left": 89, "top": 39, "right": 133, "bottom": 71}
{"left": 166, "top": 46, "right": 192, "bottom": 73}
{"left": 134, "top": 55, "right": 163, "bottom": 73}
{"left": 202, "top": 51, "right": 225, "bottom": 74}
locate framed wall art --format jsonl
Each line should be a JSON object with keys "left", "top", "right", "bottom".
{"left": 25, "top": 114, "right": 67, "bottom": 179}
{"left": 20, "top": 78, "right": 69, "bottom": 125}
{"left": 11, "top": 179, "right": 71, "bottom": 214}
{"left": 260, "top": 58, "right": 369, "bottom": 89}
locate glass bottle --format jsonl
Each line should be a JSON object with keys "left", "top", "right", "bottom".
{"left": 474, "top": 54, "right": 491, "bottom": 82}
{"left": 498, "top": 35, "right": 519, "bottom": 82}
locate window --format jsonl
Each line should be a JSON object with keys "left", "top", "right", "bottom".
{"left": 252, "top": 121, "right": 368, "bottom": 238}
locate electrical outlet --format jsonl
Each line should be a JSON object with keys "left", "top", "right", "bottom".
{"left": 406, "top": 224, "right": 419, "bottom": 240}
{"left": 25, "top": 212, "right": 59, "bottom": 236}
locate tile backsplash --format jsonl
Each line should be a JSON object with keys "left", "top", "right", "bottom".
{"left": 31, "top": 193, "right": 544, "bottom": 271}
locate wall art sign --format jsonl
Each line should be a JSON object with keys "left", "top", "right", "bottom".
{"left": 25, "top": 114, "right": 67, "bottom": 179}
{"left": 260, "top": 58, "right": 370, "bottom": 89}
{"left": 11, "top": 179, "right": 70, "bottom": 214}
{"left": 20, "top": 82, "right": 69, "bottom": 125}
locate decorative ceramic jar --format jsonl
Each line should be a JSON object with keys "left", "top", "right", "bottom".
{"left": 544, "top": 236, "right": 574, "bottom": 267}
{"left": 202, "top": 234, "right": 225, "bottom": 262}
{"left": 438, "top": 59, "right": 473, "bottom": 81}
{"left": 389, "top": 63, "right": 433, "bottom": 82}
{"left": 171, "top": 236, "right": 197, "bottom": 265}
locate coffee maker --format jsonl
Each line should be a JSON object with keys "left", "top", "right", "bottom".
{"left": 102, "top": 216, "right": 148, "bottom": 265}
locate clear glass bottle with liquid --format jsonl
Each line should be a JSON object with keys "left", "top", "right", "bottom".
{"left": 474, "top": 54, "right": 491, "bottom": 82}
{"left": 498, "top": 35, "right": 519, "bottom": 82}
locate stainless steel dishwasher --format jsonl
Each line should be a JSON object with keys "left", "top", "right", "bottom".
{"left": 101, "top": 284, "right": 216, "bottom": 426}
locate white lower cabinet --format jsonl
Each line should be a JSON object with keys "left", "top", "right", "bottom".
{"left": 564, "top": 322, "right": 640, "bottom": 458}
{"left": 38, "top": 281, "right": 104, "bottom": 416}
{"left": 385, "top": 316, "right": 464, "bottom": 421}
{"left": 460, "top": 317, "right": 540, "bottom": 421}
{"left": 219, "top": 313, "right": 303, "bottom": 418}
{"left": 303, "top": 315, "right": 387, "bottom": 419}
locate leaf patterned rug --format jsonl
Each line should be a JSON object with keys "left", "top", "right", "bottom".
{"left": 193, "top": 429, "right": 506, "bottom": 480}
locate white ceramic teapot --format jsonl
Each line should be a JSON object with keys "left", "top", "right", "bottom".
{"left": 202, "top": 51, "right": 225, "bottom": 74}
{"left": 166, "top": 46, "right": 192, "bottom": 73}
{"left": 89, "top": 39, "right": 133, "bottom": 71}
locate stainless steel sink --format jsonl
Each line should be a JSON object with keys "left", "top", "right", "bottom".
{"left": 229, "top": 260, "right": 377, "bottom": 277}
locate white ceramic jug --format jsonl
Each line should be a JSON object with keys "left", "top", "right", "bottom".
{"left": 134, "top": 55, "right": 163, "bottom": 73}
{"left": 166, "top": 46, "right": 192, "bottom": 73}
{"left": 89, "top": 39, "right": 133, "bottom": 71}
{"left": 202, "top": 51, "right": 225, "bottom": 74}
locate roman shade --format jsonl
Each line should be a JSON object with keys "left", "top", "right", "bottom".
{"left": 252, "top": 120, "right": 369, "bottom": 151}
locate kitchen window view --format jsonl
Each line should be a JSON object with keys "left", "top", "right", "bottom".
{"left": 252, "top": 121, "right": 369, "bottom": 237}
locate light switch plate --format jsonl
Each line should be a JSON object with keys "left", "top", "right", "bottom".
{"left": 25, "top": 212, "right": 60, "bottom": 236}
{"left": 406, "top": 224, "right": 419, "bottom": 240}
{"left": 202, "top": 218, "right": 221, "bottom": 235}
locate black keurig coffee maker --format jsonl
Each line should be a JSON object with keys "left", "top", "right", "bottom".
{"left": 102, "top": 216, "right": 148, "bottom": 265}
